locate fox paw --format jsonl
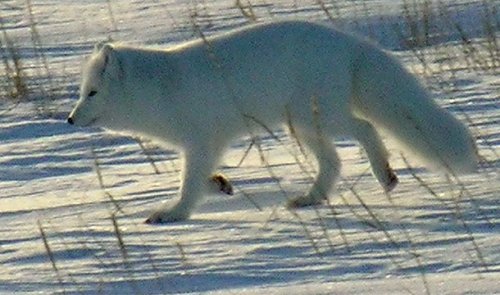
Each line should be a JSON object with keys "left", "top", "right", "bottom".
{"left": 384, "top": 170, "right": 399, "bottom": 192}
{"left": 145, "top": 207, "right": 190, "bottom": 224}
{"left": 286, "top": 195, "right": 324, "bottom": 209}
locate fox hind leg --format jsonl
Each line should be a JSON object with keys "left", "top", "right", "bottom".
{"left": 349, "top": 118, "right": 398, "bottom": 191}
{"left": 288, "top": 130, "right": 341, "bottom": 208}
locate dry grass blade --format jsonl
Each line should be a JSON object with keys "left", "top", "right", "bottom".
{"left": 106, "top": 0, "right": 118, "bottom": 32}
{"left": 236, "top": 139, "right": 255, "bottom": 167}
{"left": 316, "top": 0, "right": 337, "bottom": 22}
{"left": 91, "top": 145, "right": 124, "bottom": 214}
{"left": 0, "top": 15, "right": 28, "bottom": 100}
{"left": 401, "top": 155, "right": 489, "bottom": 273}
{"left": 110, "top": 213, "right": 141, "bottom": 293}
{"left": 111, "top": 213, "right": 128, "bottom": 260}
{"left": 235, "top": 0, "right": 258, "bottom": 21}
{"left": 134, "top": 137, "right": 161, "bottom": 174}
{"left": 250, "top": 135, "right": 324, "bottom": 256}
{"left": 25, "top": 0, "right": 54, "bottom": 100}
{"left": 38, "top": 220, "right": 66, "bottom": 294}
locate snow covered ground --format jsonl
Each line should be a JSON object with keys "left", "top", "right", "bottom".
{"left": 0, "top": 0, "right": 498, "bottom": 294}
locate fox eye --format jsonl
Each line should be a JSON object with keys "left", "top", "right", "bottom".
{"left": 88, "top": 90, "right": 97, "bottom": 97}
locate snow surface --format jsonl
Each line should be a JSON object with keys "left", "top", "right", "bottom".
{"left": 0, "top": 0, "right": 499, "bottom": 294}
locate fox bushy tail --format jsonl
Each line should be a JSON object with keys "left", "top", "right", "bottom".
{"left": 351, "top": 45, "right": 478, "bottom": 175}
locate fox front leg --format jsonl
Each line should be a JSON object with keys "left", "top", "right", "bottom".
{"left": 145, "top": 148, "right": 221, "bottom": 223}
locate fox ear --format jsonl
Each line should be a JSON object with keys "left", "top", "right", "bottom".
{"left": 93, "top": 41, "right": 115, "bottom": 65}
{"left": 101, "top": 43, "right": 114, "bottom": 54}
{"left": 94, "top": 41, "right": 109, "bottom": 53}
{"left": 94, "top": 37, "right": 114, "bottom": 52}
{"left": 93, "top": 42, "right": 114, "bottom": 67}
{"left": 99, "top": 44, "right": 123, "bottom": 78}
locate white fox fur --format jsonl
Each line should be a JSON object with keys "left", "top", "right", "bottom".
{"left": 68, "top": 21, "right": 477, "bottom": 223}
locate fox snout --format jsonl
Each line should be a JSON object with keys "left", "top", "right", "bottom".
{"left": 66, "top": 109, "right": 99, "bottom": 127}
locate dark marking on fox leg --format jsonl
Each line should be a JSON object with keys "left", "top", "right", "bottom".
{"left": 211, "top": 173, "right": 234, "bottom": 195}
{"left": 384, "top": 163, "right": 398, "bottom": 192}
{"left": 145, "top": 217, "right": 156, "bottom": 224}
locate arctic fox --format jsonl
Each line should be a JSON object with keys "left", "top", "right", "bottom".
{"left": 68, "top": 21, "right": 477, "bottom": 223}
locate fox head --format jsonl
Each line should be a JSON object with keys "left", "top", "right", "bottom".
{"left": 67, "top": 42, "right": 125, "bottom": 129}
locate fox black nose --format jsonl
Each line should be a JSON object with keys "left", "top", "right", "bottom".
{"left": 67, "top": 117, "right": 74, "bottom": 125}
